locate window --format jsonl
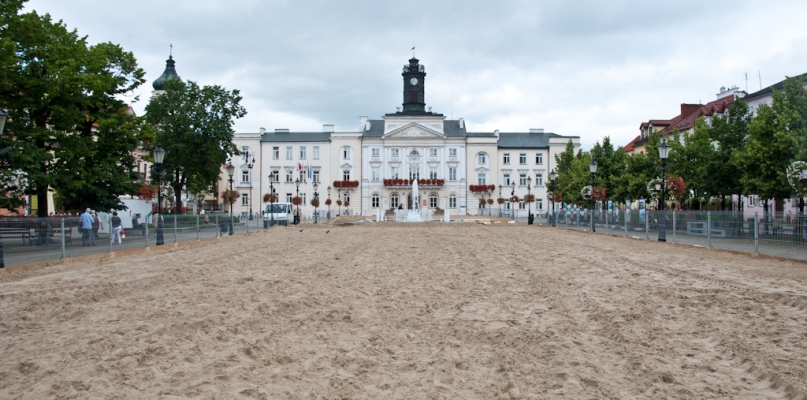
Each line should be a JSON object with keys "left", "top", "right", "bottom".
{"left": 430, "top": 148, "right": 438, "bottom": 157}
{"left": 429, "top": 167, "right": 438, "bottom": 179}
{"left": 342, "top": 170, "right": 351, "bottom": 181}
{"left": 313, "top": 146, "right": 320, "bottom": 159}
{"left": 409, "top": 167, "right": 419, "bottom": 180}
{"left": 285, "top": 169, "right": 293, "bottom": 182}
{"left": 372, "top": 148, "right": 380, "bottom": 157}
{"left": 391, "top": 193, "right": 399, "bottom": 208}
{"left": 449, "top": 148, "right": 457, "bottom": 157}
{"left": 503, "top": 173, "right": 511, "bottom": 186}
{"left": 477, "top": 173, "right": 486, "bottom": 185}
{"left": 519, "top": 153, "right": 527, "bottom": 164}
{"left": 312, "top": 170, "right": 320, "bottom": 183}
{"left": 429, "top": 194, "right": 437, "bottom": 208}
{"left": 286, "top": 147, "right": 293, "bottom": 160}
{"left": 342, "top": 146, "right": 351, "bottom": 160}
{"left": 286, "top": 193, "right": 292, "bottom": 203}
{"left": 503, "top": 153, "right": 510, "bottom": 164}
{"left": 241, "top": 193, "right": 248, "bottom": 205}
{"left": 372, "top": 167, "right": 380, "bottom": 181}
{"left": 519, "top": 173, "right": 527, "bottom": 186}
{"left": 478, "top": 153, "right": 487, "bottom": 164}
{"left": 242, "top": 170, "right": 249, "bottom": 183}
{"left": 270, "top": 170, "right": 279, "bottom": 182}
{"left": 299, "top": 146, "right": 306, "bottom": 159}
{"left": 518, "top": 201, "right": 526, "bottom": 210}
{"left": 449, "top": 194, "right": 457, "bottom": 208}
{"left": 536, "top": 199, "right": 543, "bottom": 210}
{"left": 536, "top": 174, "right": 543, "bottom": 186}
{"left": 372, "top": 194, "right": 379, "bottom": 208}
{"left": 391, "top": 148, "right": 399, "bottom": 157}
{"left": 449, "top": 167, "right": 457, "bottom": 181}
{"left": 302, "top": 193, "right": 307, "bottom": 205}
{"left": 273, "top": 147, "right": 279, "bottom": 160}
{"left": 410, "top": 150, "right": 420, "bottom": 156}
{"left": 535, "top": 153, "right": 543, "bottom": 165}
{"left": 391, "top": 167, "right": 399, "bottom": 179}
{"left": 343, "top": 193, "right": 350, "bottom": 203}
{"left": 749, "top": 196, "right": 756, "bottom": 207}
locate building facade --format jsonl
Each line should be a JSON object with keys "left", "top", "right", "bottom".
{"left": 229, "top": 57, "right": 580, "bottom": 218}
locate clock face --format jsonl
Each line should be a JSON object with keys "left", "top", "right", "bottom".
{"left": 410, "top": 78, "right": 418, "bottom": 86}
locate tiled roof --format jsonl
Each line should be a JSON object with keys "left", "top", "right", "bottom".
{"left": 632, "top": 95, "right": 738, "bottom": 149}
{"left": 260, "top": 131, "right": 332, "bottom": 142}
{"left": 496, "top": 132, "right": 563, "bottom": 148}
{"left": 743, "top": 71, "right": 807, "bottom": 102}
{"left": 623, "top": 135, "right": 640, "bottom": 153}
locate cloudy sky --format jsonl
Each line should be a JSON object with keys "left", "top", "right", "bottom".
{"left": 24, "top": 0, "right": 807, "bottom": 149}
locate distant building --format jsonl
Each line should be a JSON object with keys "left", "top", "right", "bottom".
{"left": 228, "top": 57, "right": 580, "bottom": 218}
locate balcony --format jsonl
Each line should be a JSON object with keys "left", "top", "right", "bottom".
{"left": 384, "top": 179, "right": 445, "bottom": 187}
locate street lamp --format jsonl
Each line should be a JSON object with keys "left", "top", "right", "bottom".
{"left": 227, "top": 162, "right": 235, "bottom": 235}
{"left": 498, "top": 184, "right": 503, "bottom": 217}
{"left": 337, "top": 187, "right": 342, "bottom": 215}
{"left": 511, "top": 180, "right": 516, "bottom": 220}
{"left": 327, "top": 185, "right": 331, "bottom": 219}
{"left": 589, "top": 160, "right": 598, "bottom": 233}
{"left": 313, "top": 180, "right": 319, "bottom": 224}
{"left": 549, "top": 169, "right": 557, "bottom": 227}
{"left": 241, "top": 152, "right": 256, "bottom": 220}
{"left": 154, "top": 145, "right": 166, "bottom": 245}
{"left": 527, "top": 175, "right": 533, "bottom": 225}
{"left": 658, "top": 138, "right": 670, "bottom": 242}
{"left": 294, "top": 177, "right": 301, "bottom": 225}
{"left": 267, "top": 172, "right": 275, "bottom": 228}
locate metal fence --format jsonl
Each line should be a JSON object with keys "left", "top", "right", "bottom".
{"left": 535, "top": 209, "right": 807, "bottom": 261}
{"left": 0, "top": 212, "right": 335, "bottom": 269}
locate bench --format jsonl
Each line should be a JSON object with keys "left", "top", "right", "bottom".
{"left": 686, "top": 221, "right": 726, "bottom": 237}
{"left": 0, "top": 229, "right": 35, "bottom": 245}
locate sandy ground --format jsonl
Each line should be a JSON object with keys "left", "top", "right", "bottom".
{"left": 1, "top": 222, "right": 807, "bottom": 399}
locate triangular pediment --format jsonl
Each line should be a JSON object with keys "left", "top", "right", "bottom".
{"left": 383, "top": 122, "right": 445, "bottom": 139}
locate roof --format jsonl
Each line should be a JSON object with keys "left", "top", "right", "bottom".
{"left": 361, "top": 119, "right": 471, "bottom": 137}
{"left": 742, "top": 71, "right": 807, "bottom": 102}
{"left": 632, "top": 95, "right": 738, "bottom": 148}
{"left": 623, "top": 135, "right": 641, "bottom": 153}
{"left": 153, "top": 56, "right": 180, "bottom": 91}
{"left": 496, "top": 132, "right": 563, "bottom": 148}
{"left": 260, "top": 131, "right": 331, "bottom": 142}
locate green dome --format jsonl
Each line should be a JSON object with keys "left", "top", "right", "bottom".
{"left": 152, "top": 55, "right": 180, "bottom": 90}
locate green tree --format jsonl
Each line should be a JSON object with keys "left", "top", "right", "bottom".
{"left": 708, "top": 100, "right": 750, "bottom": 208}
{"left": 0, "top": 1, "right": 148, "bottom": 215}
{"left": 589, "top": 136, "right": 627, "bottom": 204}
{"left": 145, "top": 78, "right": 247, "bottom": 212}
{"left": 668, "top": 120, "right": 714, "bottom": 208}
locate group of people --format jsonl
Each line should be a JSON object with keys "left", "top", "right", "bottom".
{"left": 79, "top": 208, "right": 124, "bottom": 246}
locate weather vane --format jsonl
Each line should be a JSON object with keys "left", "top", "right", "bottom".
{"left": 412, "top": 46, "right": 415, "bottom": 58}
{"left": 170, "top": 43, "right": 173, "bottom": 57}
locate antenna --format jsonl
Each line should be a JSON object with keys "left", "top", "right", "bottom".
{"left": 170, "top": 43, "right": 173, "bottom": 57}
{"left": 412, "top": 46, "right": 415, "bottom": 58}
{"left": 745, "top": 72, "right": 748, "bottom": 92}
{"left": 758, "top": 71, "right": 762, "bottom": 90}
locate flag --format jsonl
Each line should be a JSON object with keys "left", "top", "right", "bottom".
{"left": 297, "top": 162, "right": 302, "bottom": 171}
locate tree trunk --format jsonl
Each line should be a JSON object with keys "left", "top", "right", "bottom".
{"left": 36, "top": 185, "right": 48, "bottom": 217}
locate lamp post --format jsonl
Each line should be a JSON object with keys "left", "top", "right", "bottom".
{"left": 227, "top": 162, "right": 235, "bottom": 235}
{"left": 294, "top": 177, "right": 301, "bottom": 225}
{"left": 154, "top": 146, "right": 166, "bottom": 245}
{"left": 313, "top": 180, "right": 319, "bottom": 224}
{"left": 549, "top": 169, "right": 557, "bottom": 227}
{"left": 527, "top": 175, "right": 533, "bottom": 225}
{"left": 327, "top": 185, "right": 331, "bottom": 219}
{"left": 800, "top": 166, "right": 807, "bottom": 242}
{"left": 337, "top": 187, "right": 342, "bottom": 215}
{"left": 511, "top": 180, "right": 516, "bottom": 220}
{"left": 268, "top": 172, "right": 275, "bottom": 228}
{"left": 486, "top": 187, "right": 492, "bottom": 216}
{"left": 658, "top": 138, "right": 669, "bottom": 242}
{"left": 241, "top": 152, "right": 255, "bottom": 220}
{"left": 589, "top": 160, "right": 597, "bottom": 233}
{"left": 498, "top": 184, "right": 503, "bottom": 217}
{"left": 0, "top": 110, "right": 7, "bottom": 267}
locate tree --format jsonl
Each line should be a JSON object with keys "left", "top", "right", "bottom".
{"left": 145, "top": 78, "right": 247, "bottom": 213}
{"left": 590, "top": 137, "right": 627, "bottom": 204}
{"left": 0, "top": 1, "right": 149, "bottom": 215}
{"left": 668, "top": 121, "right": 714, "bottom": 209}
{"left": 708, "top": 100, "right": 750, "bottom": 208}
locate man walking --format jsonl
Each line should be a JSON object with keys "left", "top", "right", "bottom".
{"left": 80, "top": 208, "right": 93, "bottom": 246}
{"left": 109, "top": 211, "right": 122, "bottom": 245}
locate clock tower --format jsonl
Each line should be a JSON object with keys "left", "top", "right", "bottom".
{"left": 401, "top": 57, "right": 427, "bottom": 113}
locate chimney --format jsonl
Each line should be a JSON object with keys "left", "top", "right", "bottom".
{"left": 359, "top": 116, "right": 368, "bottom": 130}
{"left": 680, "top": 103, "right": 701, "bottom": 116}
{"left": 458, "top": 118, "right": 465, "bottom": 129}
{"left": 530, "top": 128, "right": 544, "bottom": 133}
{"left": 259, "top": 127, "right": 266, "bottom": 134}
{"left": 323, "top": 124, "right": 334, "bottom": 133}
{"left": 494, "top": 129, "right": 499, "bottom": 138}
{"left": 275, "top": 128, "right": 289, "bottom": 133}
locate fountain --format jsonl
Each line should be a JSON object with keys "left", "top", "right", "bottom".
{"left": 395, "top": 179, "right": 433, "bottom": 222}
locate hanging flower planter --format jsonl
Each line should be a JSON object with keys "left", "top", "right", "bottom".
{"left": 263, "top": 193, "right": 277, "bottom": 203}
{"left": 497, "top": 198, "right": 505, "bottom": 205}
{"left": 332, "top": 180, "right": 360, "bottom": 188}
{"left": 524, "top": 194, "right": 536, "bottom": 203}
{"left": 510, "top": 195, "right": 520, "bottom": 203}
{"left": 336, "top": 200, "right": 343, "bottom": 206}
{"left": 310, "top": 198, "right": 320, "bottom": 208}
{"left": 469, "top": 184, "right": 496, "bottom": 192}
{"left": 292, "top": 196, "right": 303, "bottom": 206}
{"left": 325, "top": 198, "right": 332, "bottom": 206}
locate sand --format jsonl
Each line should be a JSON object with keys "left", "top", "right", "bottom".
{"left": 1, "top": 222, "right": 806, "bottom": 399}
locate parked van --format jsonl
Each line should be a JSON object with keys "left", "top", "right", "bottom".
{"left": 264, "top": 202, "right": 293, "bottom": 227}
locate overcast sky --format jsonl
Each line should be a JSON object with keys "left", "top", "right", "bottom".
{"left": 24, "top": 0, "right": 807, "bottom": 149}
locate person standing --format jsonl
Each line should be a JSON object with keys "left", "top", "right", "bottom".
{"left": 80, "top": 208, "right": 93, "bottom": 246}
{"left": 91, "top": 210, "right": 102, "bottom": 246}
{"left": 109, "top": 211, "right": 122, "bottom": 245}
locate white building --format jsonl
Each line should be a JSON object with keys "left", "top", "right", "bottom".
{"left": 229, "top": 57, "right": 580, "bottom": 218}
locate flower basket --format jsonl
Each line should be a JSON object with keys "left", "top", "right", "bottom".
{"left": 292, "top": 196, "right": 303, "bottom": 206}
{"left": 336, "top": 200, "right": 343, "bottom": 206}
{"left": 325, "top": 198, "right": 332, "bottom": 206}
{"left": 310, "top": 198, "right": 320, "bottom": 208}
{"left": 221, "top": 189, "right": 238, "bottom": 204}
{"left": 590, "top": 186, "right": 606, "bottom": 201}
{"left": 344, "top": 201, "right": 350, "bottom": 207}
{"left": 487, "top": 198, "right": 494, "bottom": 205}
{"left": 263, "top": 193, "right": 277, "bottom": 203}
{"left": 524, "top": 194, "right": 536, "bottom": 203}
{"left": 551, "top": 190, "right": 563, "bottom": 203}
{"left": 510, "top": 195, "right": 520, "bottom": 203}
{"left": 333, "top": 180, "right": 360, "bottom": 188}
{"left": 497, "top": 198, "right": 505, "bottom": 205}
{"left": 138, "top": 184, "right": 158, "bottom": 200}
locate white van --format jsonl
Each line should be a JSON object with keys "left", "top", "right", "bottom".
{"left": 264, "top": 202, "right": 293, "bottom": 227}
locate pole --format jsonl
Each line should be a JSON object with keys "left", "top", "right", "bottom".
{"left": 61, "top": 218, "right": 66, "bottom": 259}
{"left": 754, "top": 212, "right": 759, "bottom": 254}
{"left": 658, "top": 160, "right": 667, "bottom": 242}
{"left": 672, "top": 211, "right": 677, "bottom": 244}
{"left": 590, "top": 174, "right": 596, "bottom": 233}
{"left": 229, "top": 177, "right": 234, "bottom": 235}
{"left": 173, "top": 214, "right": 177, "bottom": 243}
{"left": 707, "top": 211, "right": 712, "bottom": 248}
{"left": 156, "top": 168, "right": 164, "bottom": 245}
{"left": 196, "top": 214, "right": 199, "bottom": 240}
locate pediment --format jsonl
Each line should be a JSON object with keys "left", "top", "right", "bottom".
{"left": 383, "top": 122, "right": 445, "bottom": 140}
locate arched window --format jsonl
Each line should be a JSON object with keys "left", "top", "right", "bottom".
{"left": 390, "top": 193, "right": 399, "bottom": 208}
{"left": 372, "top": 193, "right": 379, "bottom": 208}
{"left": 449, "top": 194, "right": 457, "bottom": 209}
{"left": 341, "top": 146, "right": 352, "bottom": 160}
{"left": 477, "top": 152, "right": 488, "bottom": 165}
{"left": 429, "top": 193, "right": 438, "bottom": 208}
{"left": 410, "top": 150, "right": 420, "bottom": 156}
